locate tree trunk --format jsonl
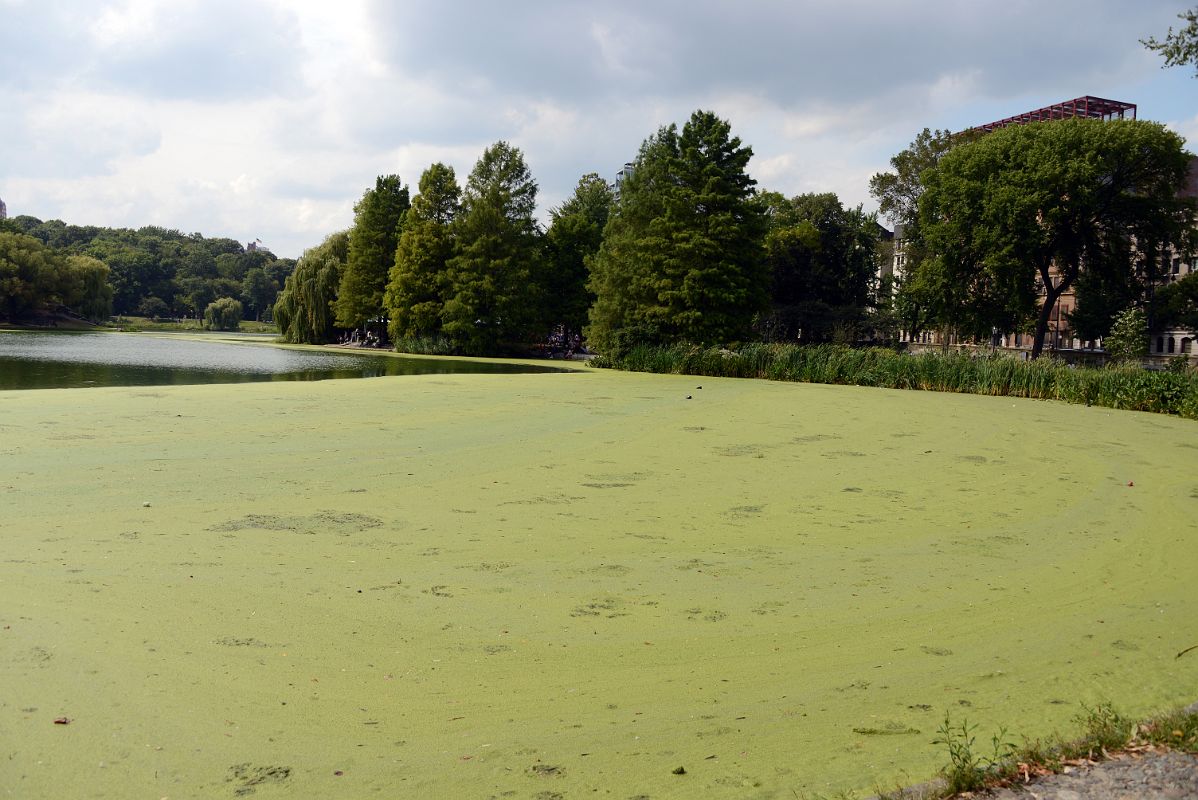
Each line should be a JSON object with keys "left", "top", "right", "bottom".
{"left": 1030, "top": 287, "right": 1059, "bottom": 359}
{"left": 1031, "top": 261, "right": 1075, "bottom": 359}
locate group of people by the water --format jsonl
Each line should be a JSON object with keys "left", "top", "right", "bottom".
{"left": 338, "top": 328, "right": 385, "bottom": 348}
{"left": 333, "top": 324, "right": 586, "bottom": 359}
{"left": 544, "top": 325, "right": 583, "bottom": 359}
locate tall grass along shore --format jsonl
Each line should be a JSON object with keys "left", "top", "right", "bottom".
{"left": 593, "top": 343, "right": 1198, "bottom": 419}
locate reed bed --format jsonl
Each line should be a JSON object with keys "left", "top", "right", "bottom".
{"left": 593, "top": 343, "right": 1198, "bottom": 419}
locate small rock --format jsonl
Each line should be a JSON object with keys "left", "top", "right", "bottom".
{"left": 142, "top": 501, "right": 152, "bottom": 508}
{"left": 672, "top": 766, "right": 686, "bottom": 775}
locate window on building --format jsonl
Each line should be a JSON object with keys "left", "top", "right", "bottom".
{"left": 1157, "top": 336, "right": 1165, "bottom": 353}
{"left": 1182, "top": 338, "right": 1192, "bottom": 354}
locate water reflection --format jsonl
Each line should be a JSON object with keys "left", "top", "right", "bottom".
{"left": 0, "top": 332, "right": 563, "bottom": 390}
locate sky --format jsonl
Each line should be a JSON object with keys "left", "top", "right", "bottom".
{"left": 1, "top": 0, "right": 1195, "bottom": 259}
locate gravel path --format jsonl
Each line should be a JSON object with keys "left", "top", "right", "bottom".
{"left": 981, "top": 749, "right": 1198, "bottom": 799}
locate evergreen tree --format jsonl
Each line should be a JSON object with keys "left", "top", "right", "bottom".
{"left": 335, "top": 175, "right": 410, "bottom": 330}
{"left": 760, "top": 191, "right": 880, "bottom": 343}
{"left": 586, "top": 110, "right": 768, "bottom": 354}
{"left": 544, "top": 173, "right": 613, "bottom": 336}
{"left": 384, "top": 163, "right": 461, "bottom": 341}
{"left": 275, "top": 231, "right": 349, "bottom": 343}
{"left": 442, "top": 142, "right": 543, "bottom": 354}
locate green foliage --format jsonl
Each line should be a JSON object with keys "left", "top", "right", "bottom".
{"left": 760, "top": 191, "right": 880, "bottom": 343}
{"left": 63, "top": 255, "right": 113, "bottom": 322}
{"left": 1156, "top": 271, "right": 1198, "bottom": 331}
{"left": 1142, "top": 7, "right": 1198, "bottom": 75}
{"left": 0, "top": 233, "right": 109, "bottom": 321}
{"left": 1105, "top": 307, "right": 1148, "bottom": 362}
{"left": 1137, "top": 704, "right": 1198, "bottom": 753}
{"left": 920, "top": 118, "right": 1195, "bottom": 358}
{"left": 240, "top": 267, "right": 277, "bottom": 321}
{"left": 1073, "top": 703, "right": 1132, "bottom": 757}
{"left": 203, "top": 297, "right": 243, "bottom": 331}
{"left": 869, "top": 128, "right": 965, "bottom": 231}
{"left": 587, "top": 110, "right": 768, "bottom": 354}
{"left": 384, "top": 163, "right": 461, "bottom": 341}
{"left": 136, "top": 296, "right": 171, "bottom": 319}
{"left": 274, "top": 231, "right": 349, "bottom": 344}
{"left": 594, "top": 343, "right": 1198, "bottom": 418}
{"left": 10, "top": 216, "right": 292, "bottom": 318}
{"left": 390, "top": 335, "right": 457, "bottom": 355}
{"left": 442, "top": 141, "right": 543, "bottom": 354}
{"left": 336, "top": 175, "right": 411, "bottom": 329}
{"left": 1068, "top": 263, "right": 1142, "bottom": 342}
{"left": 932, "top": 715, "right": 1016, "bottom": 794}
{"left": 869, "top": 128, "right": 978, "bottom": 344}
{"left": 544, "top": 173, "right": 614, "bottom": 335}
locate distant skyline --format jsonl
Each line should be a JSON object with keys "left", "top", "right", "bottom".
{"left": 2, "top": 0, "right": 1195, "bottom": 258}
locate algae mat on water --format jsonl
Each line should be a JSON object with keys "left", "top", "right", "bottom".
{"left": 1, "top": 368, "right": 1196, "bottom": 799}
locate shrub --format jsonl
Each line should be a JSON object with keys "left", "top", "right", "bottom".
{"left": 203, "top": 297, "right": 243, "bottom": 331}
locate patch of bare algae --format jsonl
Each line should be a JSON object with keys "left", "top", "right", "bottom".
{"left": 2, "top": 367, "right": 1196, "bottom": 798}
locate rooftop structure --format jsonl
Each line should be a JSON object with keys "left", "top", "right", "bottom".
{"left": 973, "top": 95, "right": 1136, "bottom": 133}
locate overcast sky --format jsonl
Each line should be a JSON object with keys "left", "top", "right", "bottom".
{"left": 2, "top": 0, "right": 1195, "bottom": 258}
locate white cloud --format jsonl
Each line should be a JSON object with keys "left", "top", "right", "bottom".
{"left": 2, "top": 0, "right": 1194, "bottom": 256}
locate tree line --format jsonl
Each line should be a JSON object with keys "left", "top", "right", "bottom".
{"left": 276, "top": 110, "right": 891, "bottom": 355}
{"left": 0, "top": 216, "right": 296, "bottom": 324}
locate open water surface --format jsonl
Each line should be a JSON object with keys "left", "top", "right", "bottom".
{"left": 0, "top": 331, "right": 561, "bottom": 389}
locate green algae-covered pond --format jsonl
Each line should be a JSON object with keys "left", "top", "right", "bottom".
{"left": 2, "top": 368, "right": 1195, "bottom": 798}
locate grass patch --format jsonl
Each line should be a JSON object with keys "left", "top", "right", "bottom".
{"left": 594, "top": 343, "right": 1198, "bottom": 418}
{"left": 109, "top": 315, "right": 278, "bottom": 334}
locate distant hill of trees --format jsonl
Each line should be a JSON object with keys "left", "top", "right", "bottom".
{"left": 0, "top": 215, "right": 295, "bottom": 322}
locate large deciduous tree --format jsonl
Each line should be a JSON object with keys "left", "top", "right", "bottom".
{"left": 587, "top": 110, "right": 767, "bottom": 354}
{"left": 63, "top": 255, "right": 113, "bottom": 322}
{"left": 919, "top": 118, "right": 1195, "bottom": 358}
{"left": 335, "top": 175, "right": 410, "bottom": 330}
{"left": 544, "top": 173, "right": 614, "bottom": 336}
{"left": 869, "top": 128, "right": 973, "bottom": 340}
{"left": 0, "top": 232, "right": 66, "bottom": 320}
{"left": 760, "top": 191, "right": 880, "bottom": 343}
{"left": 442, "top": 142, "right": 543, "bottom": 354}
{"left": 384, "top": 163, "right": 461, "bottom": 342}
{"left": 274, "top": 231, "right": 350, "bottom": 344}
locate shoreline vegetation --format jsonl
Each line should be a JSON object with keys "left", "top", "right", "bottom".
{"left": 871, "top": 700, "right": 1198, "bottom": 800}
{"left": 0, "top": 314, "right": 278, "bottom": 335}
{"left": 592, "top": 342, "right": 1198, "bottom": 419}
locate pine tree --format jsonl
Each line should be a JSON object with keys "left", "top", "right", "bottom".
{"left": 442, "top": 142, "right": 543, "bottom": 354}
{"left": 586, "top": 111, "right": 768, "bottom": 354}
{"left": 384, "top": 163, "right": 461, "bottom": 341}
{"left": 335, "top": 175, "right": 410, "bottom": 330}
{"left": 544, "top": 173, "right": 613, "bottom": 335}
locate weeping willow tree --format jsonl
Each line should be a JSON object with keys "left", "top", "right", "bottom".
{"left": 274, "top": 231, "right": 349, "bottom": 343}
